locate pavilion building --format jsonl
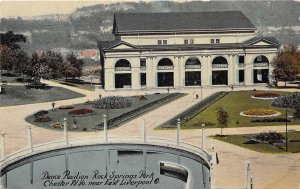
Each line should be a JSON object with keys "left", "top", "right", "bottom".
{"left": 99, "top": 11, "right": 280, "bottom": 90}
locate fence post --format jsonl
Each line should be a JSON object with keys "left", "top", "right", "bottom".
{"left": 103, "top": 114, "right": 108, "bottom": 143}
{"left": 143, "top": 118, "right": 146, "bottom": 143}
{"left": 1, "top": 132, "right": 5, "bottom": 161}
{"left": 177, "top": 118, "right": 180, "bottom": 146}
{"left": 245, "top": 161, "right": 250, "bottom": 189}
{"left": 64, "top": 118, "right": 68, "bottom": 145}
{"left": 201, "top": 123, "right": 205, "bottom": 149}
{"left": 27, "top": 126, "right": 33, "bottom": 152}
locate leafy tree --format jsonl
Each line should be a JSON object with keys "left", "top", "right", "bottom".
{"left": 45, "top": 51, "right": 64, "bottom": 79}
{"left": 60, "top": 53, "right": 84, "bottom": 81}
{"left": 12, "top": 48, "right": 29, "bottom": 77}
{"left": 0, "top": 45, "right": 15, "bottom": 73}
{"left": 216, "top": 107, "right": 230, "bottom": 136}
{"left": 272, "top": 44, "right": 300, "bottom": 87}
{"left": 0, "top": 31, "right": 26, "bottom": 50}
{"left": 27, "top": 52, "right": 50, "bottom": 83}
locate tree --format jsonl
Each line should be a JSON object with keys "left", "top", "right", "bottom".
{"left": 0, "top": 31, "right": 26, "bottom": 50}
{"left": 12, "top": 48, "right": 29, "bottom": 78}
{"left": 272, "top": 44, "right": 300, "bottom": 87}
{"left": 45, "top": 51, "right": 64, "bottom": 79}
{"left": 27, "top": 52, "right": 50, "bottom": 83}
{"left": 60, "top": 53, "right": 84, "bottom": 81}
{"left": 216, "top": 107, "right": 230, "bottom": 136}
{"left": 0, "top": 45, "right": 15, "bottom": 73}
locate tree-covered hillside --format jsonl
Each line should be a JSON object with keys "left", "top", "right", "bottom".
{"left": 0, "top": 1, "right": 299, "bottom": 52}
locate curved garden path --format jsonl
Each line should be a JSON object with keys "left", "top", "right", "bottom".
{"left": 0, "top": 80, "right": 299, "bottom": 189}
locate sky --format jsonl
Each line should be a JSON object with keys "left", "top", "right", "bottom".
{"left": 0, "top": 0, "right": 299, "bottom": 19}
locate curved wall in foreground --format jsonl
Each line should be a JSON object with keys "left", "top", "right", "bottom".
{"left": 1, "top": 142, "right": 211, "bottom": 189}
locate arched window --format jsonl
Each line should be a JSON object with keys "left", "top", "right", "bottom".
{"left": 157, "top": 58, "right": 173, "bottom": 70}
{"left": 185, "top": 57, "right": 201, "bottom": 69}
{"left": 158, "top": 58, "right": 173, "bottom": 66}
{"left": 115, "top": 59, "right": 131, "bottom": 67}
{"left": 212, "top": 56, "right": 228, "bottom": 68}
{"left": 254, "top": 55, "right": 269, "bottom": 64}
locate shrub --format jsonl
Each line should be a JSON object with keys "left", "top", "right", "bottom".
{"left": 254, "top": 132, "right": 284, "bottom": 143}
{"left": 68, "top": 108, "right": 96, "bottom": 117}
{"left": 34, "top": 117, "right": 51, "bottom": 122}
{"left": 253, "top": 92, "right": 279, "bottom": 98}
{"left": 25, "top": 83, "right": 50, "bottom": 90}
{"left": 93, "top": 96, "right": 132, "bottom": 109}
{"left": 251, "top": 118, "right": 290, "bottom": 123}
{"left": 59, "top": 105, "right": 74, "bottom": 109}
{"left": 34, "top": 110, "right": 48, "bottom": 118}
{"left": 272, "top": 92, "right": 300, "bottom": 108}
{"left": 242, "top": 109, "right": 277, "bottom": 116}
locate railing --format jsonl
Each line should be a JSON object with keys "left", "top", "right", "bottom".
{"left": 0, "top": 135, "right": 211, "bottom": 169}
{"left": 185, "top": 65, "right": 201, "bottom": 69}
{"left": 212, "top": 64, "right": 228, "bottom": 68}
{"left": 115, "top": 67, "right": 131, "bottom": 71}
{"left": 253, "top": 63, "right": 269, "bottom": 67}
{"left": 157, "top": 66, "right": 174, "bottom": 70}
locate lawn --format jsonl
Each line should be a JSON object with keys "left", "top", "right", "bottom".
{"left": 0, "top": 85, "right": 85, "bottom": 106}
{"left": 212, "top": 132, "right": 300, "bottom": 153}
{"left": 25, "top": 93, "right": 184, "bottom": 131}
{"left": 181, "top": 90, "right": 299, "bottom": 129}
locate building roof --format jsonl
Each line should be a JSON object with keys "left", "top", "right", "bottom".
{"left": 113, "top": 11, "right": 256, "bottom": 34}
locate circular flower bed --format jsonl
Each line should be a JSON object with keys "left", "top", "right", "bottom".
{"left": 34, "top": 117, "right": 52, "bottom": 122}
{"left": 251, "top": 92, "right": 279, "bottom": 100}
{"left": 68, "top": 108, "right": 96, "bottom": 117}
{"left": 93, "top": 96, "right": 132, "bottom": 109}
{"left": 240, "top": 109, "right": 280, "bottom": 117}
{"left": 59, "top": 105, "right": 74, "bottom": 109}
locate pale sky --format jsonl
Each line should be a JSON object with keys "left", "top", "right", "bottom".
{"left": 0, "top": 0, "right": 299, "bottom": 19}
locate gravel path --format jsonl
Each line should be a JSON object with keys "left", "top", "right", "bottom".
{"left": 0, "top": 80, "right": 299, "bottom": 189}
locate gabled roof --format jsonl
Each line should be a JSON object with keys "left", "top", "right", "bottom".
{"left": 99, "top": 40, "right": 138, "bottom": 50}
{"left": 113, "top": 11, "right": 256, "bottom": 34}
{"left": 243, "top": 36, "right": 280, "bottom": 47}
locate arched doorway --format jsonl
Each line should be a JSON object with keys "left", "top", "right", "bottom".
{"left": 253, "top": 55, "right": 269, "bottom": 83}
{"left": 115, "top": 59, "right": 132, "bottom": 88}
{"left": 212, "top": 56, "right": 228, "bottom": 85}
{"left": 157, "top": 58, "right": 174, "bottom": 87}
{"left": 185, "top": 57, "right": 201, "bottom": 86}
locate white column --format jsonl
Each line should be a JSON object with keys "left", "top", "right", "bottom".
{"left": 63, "top": 118, "right": 68, "bottom": 145}
{"left": 142, "top": 118, "right": 146, "bottom": 143}
{"left": 245, "top": 55, "right": 254, "bottom": 85}
{"left": 200, "top": 56, "right": 207, "bottom": 86}
{"left": 173, "top": 57, "right": 180, "bottom": 88}
{"left": 105, "top": 69, "right": 115, "bottom": 90}
{"left": 27, "top": 125, "right": 33, "bottom": 152}
{"left": 131, "top": 68, "right": 141, "bottom": 90}
{"left": 180, "top": 57, "right": 185, "bottom": 87}
{"left": 146, "top": 57, "right": 153, "bottom": 88}
{"left": 228, "top": 55, "right": 236, "bottom": 85}
{"left": 152, "top": 57, "right": 157, "bottom": 88}
{"left": 103, "top": 114, "right": 108, "bottom": 142}
{"left": 207, "top": 56, "right": 212, "bottom": 86}
{"left": 201, "top": 123, "right": 205, "bottom": 149}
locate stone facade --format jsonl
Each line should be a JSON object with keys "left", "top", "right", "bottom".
{"left": 100, "top": 12, "right": 280, "bottom": 90}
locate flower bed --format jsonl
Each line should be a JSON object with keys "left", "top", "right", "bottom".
{"left": 251, "top": 92, "right": 279, "bottom": 100}
{"left": 93, "top": 96, "right": 132, "bottom": 109}
{"left": 33, "top": 110, "right": 48, "bottom": 118}
{"left": 34, "top": 117, "right": 51, "bottom": 122}
{"left": 68, "top": 108, "right": 96, "bottom": 117}
{"left": 59, "top": 105, "right": 74, "bottom": 110}
{"left": 240, "top": 109, "right": 280, "bottom": 117}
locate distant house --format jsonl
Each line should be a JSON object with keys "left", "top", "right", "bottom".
{"left": 99, "top": 11, "right": 280, "bottom": 90}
